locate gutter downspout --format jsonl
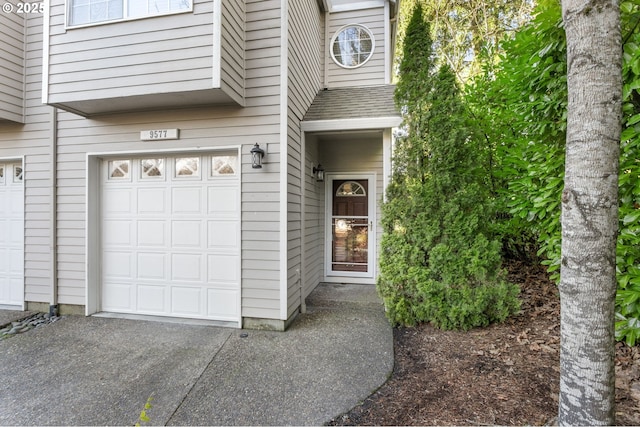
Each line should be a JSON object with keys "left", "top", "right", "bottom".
{"left": 49, "top": 107, "right": 58, "bottom": 316}
{"left": 43, "top": 0, "right": 57, "bottom": 316}
{"left": 299, "top": 131, "right": 306, "bottom": 314}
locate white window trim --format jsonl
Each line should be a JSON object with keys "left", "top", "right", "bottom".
{"left": 210, "top": 154, "right": 239, "bottom": 178}
{"left": 139, "top": 158, "right": 166, "bottom": 181}
{"left": 107, "top": 159, "right": 132, "bottom": 182}
{"left": 172, "top": 156, "right": 202, "bottom": 180}
{"left": 66, "top": 0, "right": 193, "bottom": 29}
{"left": 330, "top": 23, "right": 376, "bottom": 70}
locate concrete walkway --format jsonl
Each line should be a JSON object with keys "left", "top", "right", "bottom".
{"left": 0, "top": 283, "right": 393, "bottom": 426}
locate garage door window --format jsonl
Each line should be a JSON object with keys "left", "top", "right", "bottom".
{"left": 175, "top": 157, "right": 200, "bottom": 178}
{"left": 140, "top": 158, "right": 165, "bottom": 179}
{"left": 108, "top": 160, "right": 131, "bottom": 180}
{"left": 14, "top": 166, "right": 23, "bottom": 182}
{"left": 0, "top": 165, "right": 4, "bottom": 183}
{"left": 211, "top": 154, "right": 237, "bottom": 176}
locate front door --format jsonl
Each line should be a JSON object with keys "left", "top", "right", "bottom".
{"left": 326, "top": 175, "right": 375, "bottom": 281}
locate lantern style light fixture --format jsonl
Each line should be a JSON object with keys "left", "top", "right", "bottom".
{"left": 250, "top": 143, "right": 265, "bottom": 169}
{"left": 313, "top": 164, "right": 325, "bottom": 182}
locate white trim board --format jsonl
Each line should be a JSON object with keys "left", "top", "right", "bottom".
{"left": 301, "top": 117, "right": 402, "bottom": 132}
{"left": 278, "top": 0, "right": 289, "bottom": 321}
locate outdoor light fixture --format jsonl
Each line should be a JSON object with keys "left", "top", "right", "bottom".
{"left": 313, "top": 164, "right": 325, "bottom": 182}
{"left": 250, "top": 143, "right": 265, "bottom": 169}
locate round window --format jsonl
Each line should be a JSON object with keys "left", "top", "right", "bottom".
{"left": 330, "top": 24, "right": 375, "bottom": 69}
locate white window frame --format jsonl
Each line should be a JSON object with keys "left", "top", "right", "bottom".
{"left": 107, "top": 159, "right": 132, "bottom": 181}
{"left": 173, "top": 156, "right": 202, "bottom": 180}
{"left": 139, "top": 158, "right": 166, "bottom": 181}
{"left": 210, "top": 152, "right": 239, "bottom": 178}
{"left": 330, "top": 24, "right": 376, "bottom": 69}
{"left": 66, "top": 0, "right": 193, "bottom": 28}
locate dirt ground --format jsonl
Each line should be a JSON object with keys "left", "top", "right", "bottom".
{"left": 328, "top": 260, "right": 640, "bottom": 426}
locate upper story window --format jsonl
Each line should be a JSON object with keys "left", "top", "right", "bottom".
{"left": 330, "top": 24, "right": 375, "bottom": 69}
{"left": 69, "top": 0, "right": 192, "bottom": 26}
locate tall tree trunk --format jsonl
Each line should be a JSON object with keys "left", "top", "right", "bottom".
{"left": 558, "top": 0, "right": 622, "bottom": 425}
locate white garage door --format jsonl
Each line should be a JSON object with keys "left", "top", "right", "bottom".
{"left": 0, "top": 162, "right": 24, "bottom": 307}
{"left": 100, "top": 153, "right": 241, "bottom": 324}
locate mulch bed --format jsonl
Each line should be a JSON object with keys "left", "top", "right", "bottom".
{"left": 328, "top": 260, "right": 640, "bottom": 426}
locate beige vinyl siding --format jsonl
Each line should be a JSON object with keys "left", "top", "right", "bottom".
{"left": 0, "top": 13, "right": 25, "bottom": 123}
{"left": 236, "top": 0, "right": 282, "bottom": 320}
{"left": 46, "top": 0, "right": 246, "bottom": 115}
{"left": 47, "top": 0, "right": 212, "bottom": 97}
{"left": 326, "top": 7, "right": 386, "bottom": 88}
{"left": 55, "top": 108, "right": 282, "bottom": 309}
{"left": 0, "top": 14, "right": 54, "bottom": 304}
{"left": 286, "top": 0, "right": 322, "bottom": 317}
{"left": 54, "top": 0, "right": 283, "bottom": 318}
{"left": 302, "top": 135, "right": 323, "bottom": 299}
{"left": 220, "top": 0, "right": 245, "bottom": 102}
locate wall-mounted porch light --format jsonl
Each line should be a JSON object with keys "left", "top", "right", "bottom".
{"left": 250, "top": 143, "right": 265, "bottom": 169}
{"left": 313, "top": 164, "right": 325, "bottom": 182}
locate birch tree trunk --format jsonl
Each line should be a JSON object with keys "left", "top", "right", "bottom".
{"left": 558, "top": 0, "right": 622, "bottom": 425}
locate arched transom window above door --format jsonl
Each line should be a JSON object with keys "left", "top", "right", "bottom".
{"left": 336, "top": 181, "right": 366, "bottom": 197}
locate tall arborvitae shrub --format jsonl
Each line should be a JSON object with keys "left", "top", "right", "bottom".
{"left": 377, "top": 4, "right": 520, "bottom": 329}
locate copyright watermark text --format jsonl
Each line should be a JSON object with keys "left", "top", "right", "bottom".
{"left": 2, "top": 2, "right": 44, "bottom": 13}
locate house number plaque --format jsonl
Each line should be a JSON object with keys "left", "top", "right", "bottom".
{"left": 140, "top": 129, "right": 179, "bottom": 141}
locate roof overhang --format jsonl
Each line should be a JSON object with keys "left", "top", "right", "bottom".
{"left": 301, "top": 117, "right": 402, "bottom": 133}
{"left": 322, "top": 0, "right": 396, "bottom": 13}
{"left": 302, "top": 85, "right": 401, "bottom": 132}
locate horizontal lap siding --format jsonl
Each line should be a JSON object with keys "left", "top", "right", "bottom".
{"left": 303, "top": 136, "right": 323, "bottom": 299}
{"left": 47, "top": 0, "right": 215, "bottom": 104}
{"left": 287, "top": 0, "right": 322, "bottom": 317}
{"left": 0, "top": 13, "right": 25, "bottom": 122}
{"left": 0, "top": 14, "right": 53, "bottom": 304}
{"left": 220, "top": 0, "right": 245, "bottom": 104}
{"left": 52, "top": 0, "right": 283, "bottom": 316}
{"left": 326, "top": 7, "right": 386, "bottom": 88}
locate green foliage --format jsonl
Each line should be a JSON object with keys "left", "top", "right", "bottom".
{"left": 395, "top": 0, "right": 534, "bottom": 84}
{"left": 468, "top": 0, "right": 640, "bottom": 345}
{"left": 378, "top": 5, "right": 520, "bottom": 330}
{"left": 616, "top": 0, "right": 640, "bottom": 346}
{"left": 467, "top": 0, "right": 566, "bottom": 274}
{"left": 134, "top": 395, "right": 153, "bottom": 427}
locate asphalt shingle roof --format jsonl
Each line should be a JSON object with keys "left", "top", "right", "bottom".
{"left": 303, "top": 85, "right": 400, "bottom": 122}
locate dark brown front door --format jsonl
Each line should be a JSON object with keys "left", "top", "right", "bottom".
{"left": 331, "top": 179, "right": 369, "bottom": 273}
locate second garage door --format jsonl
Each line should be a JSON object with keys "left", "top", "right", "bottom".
{"left": 0, "top": 161, "right": 24, "bottom": 308}
{"left": 100, "top": 153, "right": 240, "bottom": 324}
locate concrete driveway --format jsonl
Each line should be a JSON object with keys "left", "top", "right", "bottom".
{"left": 0, "top": 283, "right": 393, "bottom": 426}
